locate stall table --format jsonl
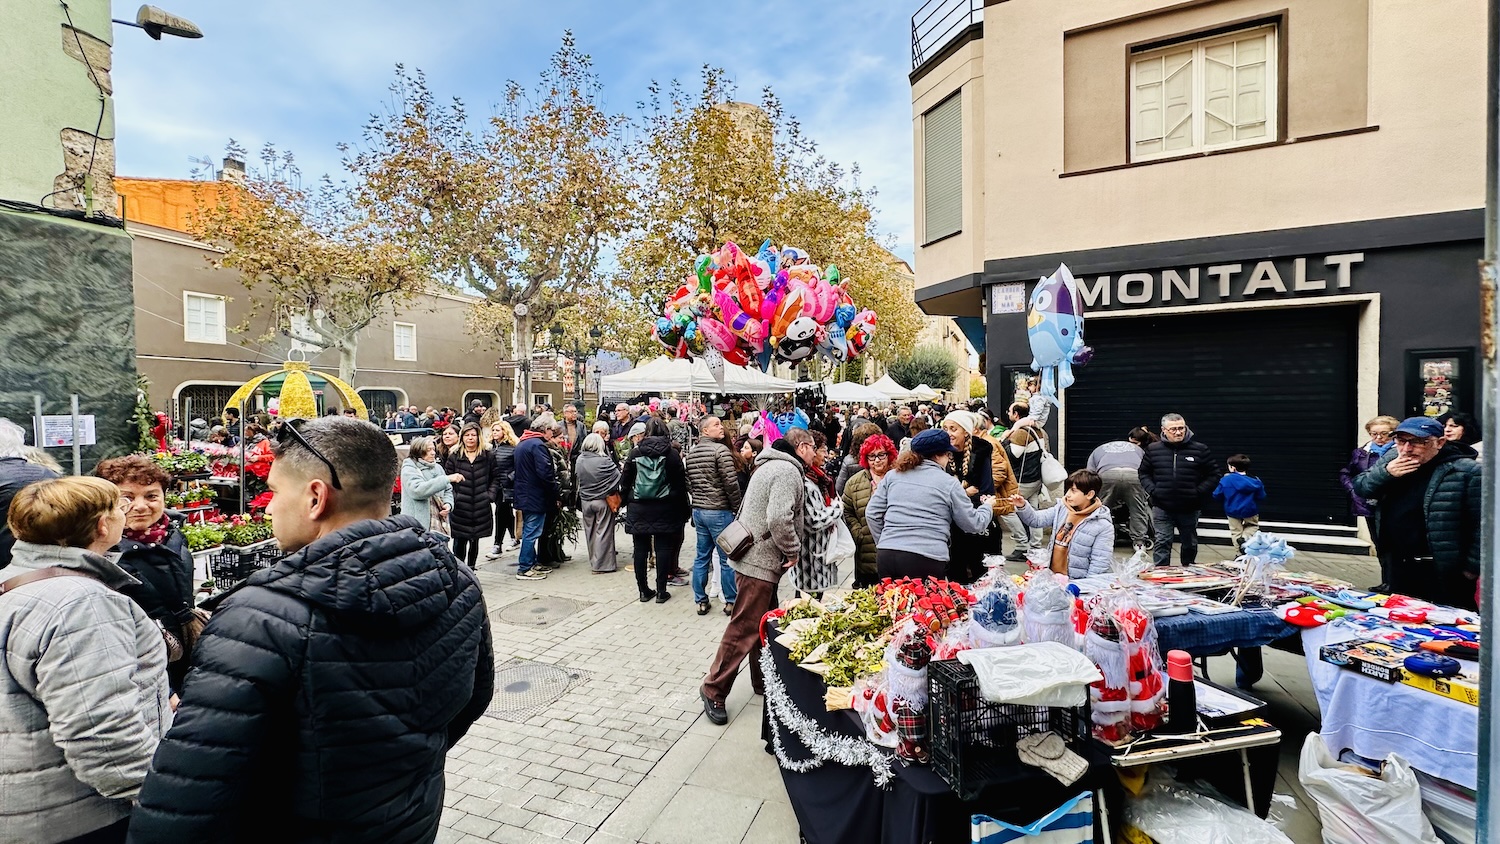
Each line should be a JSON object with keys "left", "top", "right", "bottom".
{"left": 1301, "top": 624, "right": 1478, "bottom": 790}
{"left": 764, "top": 624, "right": 1118, "bottom": 844}
{"left": 1152, "top": 604, "right": 1299, "bottom": 686}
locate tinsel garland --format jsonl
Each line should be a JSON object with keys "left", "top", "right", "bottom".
{"left": 759, "top": 645, "right": 894, "bottom": 787}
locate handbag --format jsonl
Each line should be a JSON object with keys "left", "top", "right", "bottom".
{"left": 716, "top": 519, "right": 756, "bottom": 561}
{"left": 605, "top": 491, "right": 622, "bottom": 513}
{"left": 428, "top": 497, "right": 451, "bottom": 538}
{"left": 1040, "top": 450, "right": 1068, "bottom": 486}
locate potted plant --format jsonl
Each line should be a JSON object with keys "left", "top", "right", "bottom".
{"left": 181, "top": 522, "right": 226, "bottom": 553}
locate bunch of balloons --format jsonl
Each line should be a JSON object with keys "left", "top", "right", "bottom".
{"left": 653, "top": 240, "right": 878, "bottom": 373}
{"left": 1026, "top": 263, "right": 1093, "bottom": 400}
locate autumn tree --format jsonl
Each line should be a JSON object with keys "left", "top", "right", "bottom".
{"left": 346, "top": 34, "right": 634, "bottom": 403}
{"left": 620, "top": 68, "right": 924, "bottom": 373}
{"left": 190, "top": 142, "right": 429, "bottom": 382}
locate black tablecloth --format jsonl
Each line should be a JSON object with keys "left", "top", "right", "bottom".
{"left": 764, "top": 625, "right": 1116, "bottom": 844}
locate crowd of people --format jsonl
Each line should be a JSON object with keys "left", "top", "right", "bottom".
{"left": 0, "top": 383, "right": 1486, "bottom": 840}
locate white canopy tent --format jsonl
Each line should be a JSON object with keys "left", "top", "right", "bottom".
{"left": 869, "top": 374, "right": 917, "bottom": 401}
{"left": 822, "top": 381, "right": 893, "bottom": 404}
{"left": 909, "top": 384, "right": 942, "bottom": 401}
{"left": 599, "top": 356, "right": 799, "bottom": 395}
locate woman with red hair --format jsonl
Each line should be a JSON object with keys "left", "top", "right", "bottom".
{"left": 841, "top": 434, "right": 898, "bottom": 587}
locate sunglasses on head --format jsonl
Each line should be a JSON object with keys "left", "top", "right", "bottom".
{"left": 276, "top": 418, "right": 343, "bottom": 490}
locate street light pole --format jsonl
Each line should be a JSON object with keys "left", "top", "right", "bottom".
{"left": 1477, "top": 0, "right": 1498, "bottom": 838}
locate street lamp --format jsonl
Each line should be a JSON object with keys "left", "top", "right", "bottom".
{"left": 112, "top": 5, "right": 203, "bottom": 39}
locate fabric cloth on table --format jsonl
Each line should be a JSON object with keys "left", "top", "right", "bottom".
{"left": 1152, "top": 606, "right": 1296, "bottom": 657}
{"left": 1301, "top": 625, "right": 1478, "bottom": 790}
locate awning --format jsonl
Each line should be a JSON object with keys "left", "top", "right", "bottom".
{"left": 599, "top": 357, "right": 799, "bottom": 395}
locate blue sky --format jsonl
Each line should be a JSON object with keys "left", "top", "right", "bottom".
{"left": 110, "top": 0, "right": 920, "bottom": 259}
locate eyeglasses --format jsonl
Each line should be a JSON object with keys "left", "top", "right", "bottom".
{"left": 1163, "top": 426, "right": 1187, "bottom": 433}
{"left": 276, "top": 418, "right": 343, "bottom": 490}
{"left": 1395, "top": 436, "right": 1436, "bottom": 448}
{"left": 867, "top": 453, "right": 890, "bottom": 462}
{"left": 1369, "top": 430, "right": 1393, "bottom": 439}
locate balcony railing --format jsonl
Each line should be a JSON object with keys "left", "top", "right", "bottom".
{"left": 911, "top": 0, "right": 983, "bottom": 71}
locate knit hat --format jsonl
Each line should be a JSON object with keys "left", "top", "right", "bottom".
{"left": 628, "top": 422, "right": 647, "bottom": 437}
{"left": 943, "top": 410, "right": 982, "bottom": 434}
{"left": 910, "top": 428, "right": 957, "bottom": 457}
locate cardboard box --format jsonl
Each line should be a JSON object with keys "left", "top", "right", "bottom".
{"left": 1320, "top": 641, "right": 1408, "bottom": 683}
{"left": 1400, "top": 671, "right": 1480, "bottom": 707}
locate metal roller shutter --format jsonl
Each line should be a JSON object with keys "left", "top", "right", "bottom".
{"left": 923, "top": 93, "right": 963, "bottom": 242}
{"left": 1062, "top": 305, "right": 1357, "bottom": 525}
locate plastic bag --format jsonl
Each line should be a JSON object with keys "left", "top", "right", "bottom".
{"left": 1124, "top": 767, "right": 1293, "bottom": 844}
{"left": 1021, "top": 570, "right": 1076, "bottom": 647}
{"left": 851, "top": 673, "right": 898, "bottom": 748}
{"left": 955, "top": 641, "right": 1100, "bottom": 707}
{"left": 1083, "top": 590, "right": 1164, "bottom": 742}
{"left": 969, "top": 575, "right": 1022, "bottom": 648}
{"left": 1297, "top": 733, "right": 1440, "bottom": 844}
{"left": 827, "top": 519, "right": 856, "bottom": 565}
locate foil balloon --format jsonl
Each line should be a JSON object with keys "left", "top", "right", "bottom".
{"left": 834, "top": 302, "right": 857, "bottom": 329}
{"left": 713, "top": 289, "right": 765, "bottom": 350}
{"left": 698, "top": 316, "right": 737, "bottom": 352}
{"left": 775, "top": 316, "right": 818, "bottom": 363}
{"left": 1027, "top": 262, "right": 1092, "bottom": 400}
{"left": 694, "top": 254, "right": 714, "bottom": 293}
{"left": 721, "top": 345, "right": 750, "bottom": 367}
{"left": 703, "top": 347, "right": 727, "bottom": 390}
{"left": 770, "top": 287, "right": 806, "bottom": 339}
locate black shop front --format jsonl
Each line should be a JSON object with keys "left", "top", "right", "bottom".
{"left": 965, "top": 210, "right": 1483, "bottom": 535}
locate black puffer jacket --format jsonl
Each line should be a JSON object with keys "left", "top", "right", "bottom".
{"left": 492, "top": 443, "right": 516, "bottom": 504}
{"left": 444, "top": 448, "right": 498, "bottom": 540}
{"left": 114, "top": 518, "right": 195, "bottom": 687}
{"left": 1138, "top": 434, "right": 1219, "bottom": 512}
{"left": 621, "top": 435, "right": 690, "bottom": 535}
{"left": 1355, "top": 445, "right": 1482, "bottom": 579}
{"left": 0, "top": 456, "right": 59, "bottom": 569}
{"left": 128, "top": 515, "right": 493, "bottom": 844}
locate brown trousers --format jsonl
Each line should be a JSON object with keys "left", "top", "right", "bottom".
{"left": 702, "top": 572, "right": 780, "bottom": 704}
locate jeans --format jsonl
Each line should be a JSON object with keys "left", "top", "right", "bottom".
{"left": 691, "top": 509, "right": 737, "bottom": 603}
{"left": 1099, "top": 468, "right": 1152, "bottom": 546}
{"left": 1151, "top": 507, "right": 1201, "bottom": 566}
{"left": 517, "top": 510, "right": 548, "bottom": 573}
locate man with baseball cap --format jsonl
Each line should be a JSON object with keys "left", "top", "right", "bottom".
{"left": 1354, "top": 416, "right": 1481, "bottom": 608}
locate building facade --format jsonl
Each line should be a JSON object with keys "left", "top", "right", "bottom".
{"left": 117, "top": 176, "right": 581, "bottom": 425}
{"left": 909, "top": 0, "right": 1485, "bottom": 538}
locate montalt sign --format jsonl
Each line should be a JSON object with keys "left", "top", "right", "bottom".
{"left": 1075, "top": 253, "right": 1364, "bottom": 311}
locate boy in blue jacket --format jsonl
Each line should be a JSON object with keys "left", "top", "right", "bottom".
{"left": 1214, "top": 453, "right": 1266, "bottom": 551}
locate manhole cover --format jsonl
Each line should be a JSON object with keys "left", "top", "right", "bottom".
{"left": 495, "top": 595, "right": 583, "bottom": 629}
{"left": 484, "top": 659, "right": 587, "bottom": 721}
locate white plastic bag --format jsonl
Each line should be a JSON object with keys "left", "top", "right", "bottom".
{"left": 1124, "top": 768, "right": 1293, "bottom": 844}
{"left": 956, "top": 642, "right": 1101, "bottom": 707}
{"left": 827, "top": 519, "right": 856, "bottom": 565}
{"left": 1297, "top": 733, "right": 1440, "bottom": 844}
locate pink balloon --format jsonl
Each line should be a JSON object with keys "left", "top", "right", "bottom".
{"left": 698, "top": 317, "right": 737, "bottom": 352}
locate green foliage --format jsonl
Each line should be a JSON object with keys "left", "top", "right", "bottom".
{"left": 151, "top": 450, "right": 209, "bottom": 476}
{"left": 886, "top": 345, "right": 958, "bottom": 392}
{"left": 133, "top": 375, "right": 156, "bottom": 454}
{"left": 181, "top": 522, "right": 226, "bottom": 552}
{"left": 969, "top": 377, "right": 988, "bottom": 399}
{"left": 222, "top": 513, "right": 274, "bottom": 547}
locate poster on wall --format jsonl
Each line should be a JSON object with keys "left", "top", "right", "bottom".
{"left": 1405, "top": 348, "right": 1474, "bottom": 419}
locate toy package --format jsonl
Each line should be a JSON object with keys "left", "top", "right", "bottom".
{"left": 1021, "top": 570, "right": 1078, "bottom": 648}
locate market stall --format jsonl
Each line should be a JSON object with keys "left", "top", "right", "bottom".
{"left": 599, "top": 356, "right": 799, "bottom": 395}
{"left": 869, "top": 374, "right": 916, "bottom": 401}
{"left": 822, "top": 380, "right": 893, "bottom": 404}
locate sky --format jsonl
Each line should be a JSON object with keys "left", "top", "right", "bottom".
{"left": 110, "top": 0, "right": 921, "bottom": 260}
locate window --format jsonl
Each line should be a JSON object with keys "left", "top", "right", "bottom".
{"left": 287, "top": 314, "right": 321, "bottom": 354}
{"left": 922, "top": 93, "right": 963, "bottom": 243}
{"left": 1131, "top": 25, "right": 1276, "bottom": 161}
{"left": 357, "top": 389, "right": 404, "bottom": 422}
{"left": 183, "top": 292, "right": 226, "bottom": 344}
{"left": 393, "top": 322, "right": 416, "bottom": 361}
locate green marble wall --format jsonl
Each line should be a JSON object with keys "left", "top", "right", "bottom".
{"left": 0, "top": 208, "right": 137, "bottom": 472}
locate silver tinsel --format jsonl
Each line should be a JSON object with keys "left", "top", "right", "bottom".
{"left": 759, "top": 646, "right": 895, "bottom": 787}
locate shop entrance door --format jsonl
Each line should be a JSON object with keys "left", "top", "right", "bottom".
{"left": 1062, "top": 305, "right": 1357, "bottom": 525}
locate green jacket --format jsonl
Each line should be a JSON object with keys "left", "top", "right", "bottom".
{"left": 1354, "top": 445, "right": 1482, "bottom": 577}
{"left": 841, "top": 469, "right": 879, "bottom": 581}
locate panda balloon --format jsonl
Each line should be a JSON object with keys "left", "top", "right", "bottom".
{"left": 775, "top": 316, "right": 818, "bottom": 363}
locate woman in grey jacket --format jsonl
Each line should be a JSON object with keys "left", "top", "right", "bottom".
{"left": 400, "top": 437, "right": 457, "bottom": 541}
{"left": 576, "top": 434, "right": 622, "bottom": 573}
{"left": 866, "top": 429, "right": 994, "bottom": 579}
{"left": 0, "top": 477, "right": 171, "bottom": 844}
{"left": 1011, "top": 469, "right": 1116, "bottom": 578}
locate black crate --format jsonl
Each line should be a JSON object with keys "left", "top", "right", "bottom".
{"left": 927, "top": 658, "right": 1089, "bottom": 800}
{"left": 208, "top": 544, "right": 279, "bottom": 591}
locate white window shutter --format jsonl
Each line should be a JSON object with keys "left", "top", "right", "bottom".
{"left": 184, "top": 295, "right": 203, "bottom": 341}
{"left": 923, "top": 94, "right": 963, "bottom": 242}
{"left": 1162, "top": 50, "right": 1194, "bottom": 150}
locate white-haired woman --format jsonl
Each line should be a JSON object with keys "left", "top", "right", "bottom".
{"left": 576, "top": 433, "right": 621, "bottom": 573}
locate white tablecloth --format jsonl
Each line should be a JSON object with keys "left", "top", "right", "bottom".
{"left": 1302, "top": 625, "right": 1478, "bottom": 789}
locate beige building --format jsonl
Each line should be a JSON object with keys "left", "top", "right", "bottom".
{"left": 909, "top": 0, "right": 1485, "bottom": 537}
{"left": 118, "top": 175, "right": 578, "bottom": 424}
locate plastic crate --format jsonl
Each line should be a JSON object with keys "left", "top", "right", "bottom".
{"left": 927, "top": 658, "right": 1089, "bottom": 800}
{"left": 207, "top": 542, "right": 281, "bottom": 591}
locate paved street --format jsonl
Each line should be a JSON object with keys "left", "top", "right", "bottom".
{"left": 439, "top": 526, "right": 1379, "bottom": 844}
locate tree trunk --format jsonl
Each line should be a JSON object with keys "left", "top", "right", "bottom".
{"left": 337, "top": 338, "right": 358, "bottom": 385}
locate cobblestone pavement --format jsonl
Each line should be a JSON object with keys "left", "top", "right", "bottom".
{"left": 439, "top": 525, "right": 1378, "bottom": 844}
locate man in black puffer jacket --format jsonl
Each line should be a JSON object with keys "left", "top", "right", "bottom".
{"left": 1138, "top": 413, "right": 1219, "bottom": 566}
{"left": 129, "top": 417, "right": 494, "bottom": 844}
{"left": 1354, "top": 416, "right": 1482, "bottom": 609}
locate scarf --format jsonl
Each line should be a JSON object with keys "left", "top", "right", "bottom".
{"left": 1050, "top": 499, "right": 1101, "bottom": 574}
{"left": 805, "top": 462, "right": 834, "bottom": 505}
{"left": 125, "top": 513, "right": 170, "bottom": 546}
{"left": 1369, "top": 440, "right": 1395, "bottom": 457}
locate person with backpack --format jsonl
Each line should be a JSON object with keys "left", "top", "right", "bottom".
{"left": 620, "top": 420, "right": 690, "bottom": 604}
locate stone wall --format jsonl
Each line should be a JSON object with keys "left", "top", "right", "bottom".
{"left": 0, "top": 208, "right": 137, "bottom": 472}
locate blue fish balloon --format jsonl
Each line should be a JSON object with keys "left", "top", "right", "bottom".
{"left": 1027, "top": 263, "right": 1092, "bottom": 399}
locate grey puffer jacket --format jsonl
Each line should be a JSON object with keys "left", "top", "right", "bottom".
{"left": 1016, "top": 502, "right": 1116, "bottom": 578}
{"left": 0, "top": 543, "right": 171, "bottom": 844}
{"left": 685, "top": 438, "right": 742, "bottom": 512}
{"left": 730, "top": 446, "right": 806, "bottom": 584}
